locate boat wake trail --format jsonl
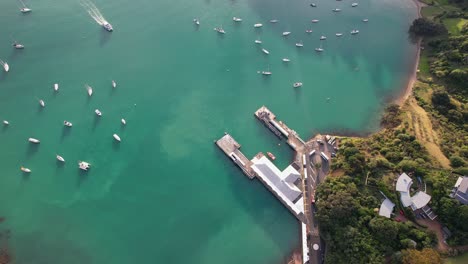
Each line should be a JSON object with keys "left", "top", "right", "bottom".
{"left": 80, "top": 0, "right": 108, "bottom": 26}
{"left": 0, "top": 60, "right": 5, "bottom": 67}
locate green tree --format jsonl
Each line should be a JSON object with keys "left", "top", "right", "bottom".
{"left": 402, "top": 248, "right": 442, "bottom": 264}
{"left": 409, "top": 18, "right": 446, "bottom": 36}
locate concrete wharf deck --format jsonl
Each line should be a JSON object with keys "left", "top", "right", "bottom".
{"left": 216, "top": 133, "right": 255, "bottom": 179}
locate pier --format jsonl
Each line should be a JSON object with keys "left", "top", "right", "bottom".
{"left": 216, "top": 134, "right": 255, "bottom": 179}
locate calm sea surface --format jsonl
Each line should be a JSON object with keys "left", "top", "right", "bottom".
{"left": 0, "top": 0, "right": 417, "bottom": 263}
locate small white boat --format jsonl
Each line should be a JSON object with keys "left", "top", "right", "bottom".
{"left": 3, "top": 120, "right": 9, "bottom": 125}
{"left": 54, "top": 83, "right": 59, "bottom": 91}
{"left": 20, "top": 167, "right": 31, "bottom": 173}
{"left": 332, "top": 8, "right": 341, "bottom": 12}
{"left": 320, "top": 36, "right": 327, "bottom": 40}
{"left": 56, "top": 155, "right": 65, "bottom": 162}
{"left": 121, "top": 118, "right": 126, "bottom": 125}
{"left": 2, "top": 62, "right": 9, "bottom": 72}
{"left": 295, "top": 41, "right": 304, "bottom": 47}
{"left": 351, "top": 29, "right": 359, "bottom": 35}
{"left": 255, "top": 39, "right": 262, "bottom": 44}
{"left": 352, "top": 3, "right": 358, "bottom": 7}
{"left": 269, "top": 19, "right": 279, "bottom": 23}
{"left": 112, "top": 80, "right": 117, "bottom": 88}
{"left": 78, "top": 161, "right": 91, "bottom": 171}
{"left": 13, "top": 42, "right": 24, "bottom": 49}
{"left": 336, "top": 33, "right": 343, "bottom": 37}
{"left": 113, "top": 134, "right": 121, "bottom": 142}
{"left": 310, "top": 3, "right": 317, "bottom": 7}
{"left": 103, "top": 22, "right": 113, "bottom": 32}
{"left": 362, "top": 18, "right": 369, "bottom": 22}
{"left": 39, "top": 99, "right": 45, "bottom": 107}
{"left": 233, "top": 17, "right": 242, "bottom": 22}
{"left": 261, "top": 71, "right": 272, "bottom": 76}
{"left": 254, "top": 23, "right": 263, "bottom": 28}
{"left": 214, "top": 27, "right": 225, "bottom": 34}
{"left": 64, "top": 120, "right": 73, "bottom": 127}
{"left": 311, "top": 19, "right": 319, "bottom": 23}
{"left": 282, "top": 58, "right": 290, "bottom": 62}
{"left": 282, "top": 31, "right": 291, "bottom": 36}
{"left": 20, "top": 7, "right": 31, "bottom": 13}
{"left": 193, "top": 18, "right": 200, "bottom": 25}
{"left": 315, "top": 47, "right": 324, "bottom": 52}
{"left": 28, "top": 138, "right": 40, "bottom": 144}
{"left": 95, "top": 109, "right": 102, "bottom": 116}
{"left": 86, "top": 84, "right": 93, "bottom": 96}
{"left": 305, "top": 30, "right": 313, "bottom": 33}
{"left": 262, "top": 48, "right": 269, "bottom": 55}
{"left": 293, "top": 82, "right": 303, "bottom": 88}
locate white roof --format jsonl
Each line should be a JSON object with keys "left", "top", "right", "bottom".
{"left": 400, "top": 191, "right": 413, "bottom": 207}
{"left": 396, "top": 173, "right": 412, "bottom": 192}
{"left": 301, "top": 223, "right": 309, "bottom": 264}
{"left": 379, "top": 198, "right": 395, "bottom": 218}
{"left": 411, "top": 191, "right": 431, "bottom": 210}
{"left": 455, "top": 177, "right": 464, "bottom": 188}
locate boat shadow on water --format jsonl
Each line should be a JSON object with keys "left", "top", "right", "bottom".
{"left": 112, "top": 140, "right": 120, "bottom": 151}
{"left": 21, "top": 171, "right": 31, "bottom": 180}
{"left": 60, "top": 126, "right": 71, "bottom": 142}
{"left": 25, "top": 144, "right": 39, "bottom": 158}
{"left": 92, "top": 115, "right": 101, "bottom": 131}
{"left": 99, "top": 31, "right": 111, "bottom": 47}
{"left": 76, "top": 168, "right": 89, "bottom": 187}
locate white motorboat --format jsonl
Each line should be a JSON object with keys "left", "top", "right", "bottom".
{"left": 311, "top": 19, "right": 319, "bottom": 23}
{"left": 56, "top": 155, "right": 65, "bottom": 162}
{"left": 20, "top": 7, "right": 31, "bottom": 13}
{"left": 193, "top": 18, "right": 200, "bottom": 25}
{"left": 262, "top": 48, "right": 269, "bottom": 55}
{"left": 332, "top": 8, "right": 341, "bottom": 12}
{"left": 13, "top": 42, "right": 24, "bottom": 49}
{"left": 86, "top": 84, "right": 93, "bottom": 96}
{"left": 295, "top": 41, "right": 304, "bottom": 47}
{"left": 54, "top": 83, "right": 59, "bottom": 91}
{"left": 121, "top": 118, "right": 126, "bottom": 125}
{"left": 64, "top": 121, "right": 73, "bottom": 127}
{"left": 351, "top": 29, "right": 359, "bottom": 35}
{"left": 269, "top": 19, "right": 279, "bottom": 23}
{"left": 363, "top": 18, "right": 369, "bottom": 22}
{"left": 3, "top": 120, "right": 9, "bottom": 125}
{"left": 95, "top": 109, "right": 102, "bottom": 116}
{"left": 352, "top": 3, "right": 358, "bottom": 7}
{"left": 103, "top": 22, "right": 113, "bottom": 32}
{"left": 282, "top": 58, "right": 290, "bottom": 62}
{"left": 20, "top": 167, "right": 31, "bottom": 173}
{"left": 214, "top": 27, "right": 225, "bottom": 34}
{"left": 112, "top": 80, "right": 117, "bottom": 88}
{"left": 2, "top": 62, "right": 9, "bottom": 72}
{"left": 336, "top": 33, "right": 343, "bottom": 37}
{"left": 28, "top": 138, "right": 40, "bottom": 144}
{"left": 39, "top": 99, "right": 45, "bottom": 107}
{"left": 310, "top": 3, "right": 317, "bottom": 7}
{"left": 113, "top": 134, "right": 121, "bottom": 142}
{"left": 78, "top": 161, "right": 91, "bottom": 171}
{"left": 255, "top": 39, "right": 262, "bottom": 44}
{"left": 233, "top": 17, "right": 242, "bottom": 22}
{"left": 320, "top": 36, "right": 327, "bottom": 40}
{"left": 306, "top": 30, "right": 313, "bottom": 33}
{"left": 282, "top": 31, "right": 291, "bottom": 36}
{"left": 315, "top": 47, "right": 324, "bottom": 52}
{"left": 254, "top": 23, "right": 263, "bottom": 28}
{"left": 261, "top": 71, "right": 272, "bottom": 76}
{"left": 293, "top": 82, "right": 303, "bottom": 88}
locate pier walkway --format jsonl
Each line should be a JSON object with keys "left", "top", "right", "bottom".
{"left": 216, "top": 134, "right": 255, "bottom": 179}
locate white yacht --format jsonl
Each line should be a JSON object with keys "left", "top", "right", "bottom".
{"left": 233, "top": 17, "right": 242, "bottom": 22}
{"left": 262, "top": 48, "right": 269, "bottom": 55}
{"left": 282, "top": 58, "right": 290, "bottom": 62}
{"left": 306, "top": 30, "right": 313, "bottom": 33}
{"left": 86, "top": 84, "right": 93, "bottom": 96}
{"left": 2, "top": 62, "right": 9, "bottom": 72}
{"left": 363, "top": 18, "right": 369, "bottom": 22}
{"left": 352, "top": 3, "right": 358, "bottom": 7}
{"left": 20, "top": 167, "right": 31, "bottom": 173}
{"left": 282, "top": 31, "right": 291, "bottom": 36}
{"left": 56, "top": 155, "right": 65, "bottom": 162}
{"left": 19, "top": 1, "right": 31, "bottom": 13}
{"left": 112, "top": 80, "right": 117, "bottom": 88}
{"left": 320, "top": 36, "right": 327, "bottom": 40}
{"left": 54, "top": 83, "right": 59, "bottom": 91}
{"left": 3, "top": 120, "right": 9, "bottom": 125}
{"left": 254, "top": 23, "right": 263, "bottom": 28}
{"left": 193, "top": 18, "right": 200, "bottom": 25}
{"left": 295, "top": 41, "right": 304, "bottom": 47}
{"left": 293, "top": 82, "right": 303, "bottom": 88}
{"left": 113, "top": 134, "right": 121, "bottom": 142}
{"left": 255, "top": 39, "right": 262, "bottom": 44}
{"left": 261, "top": 71, "right": 272, "bottom": 76}
{"left": 39, "top": 99, "right": 45, "bottom": 107}
{"left": 121, "top": 118, "right": 126, "bottom": 125}
{"left": 351, "top": 29, "right": 359, "bottom": 35}
{"left": 214, "top": 27, "right": 225, "bottom": 34}
{"left": 28, "top": 138, "right": 40, "bottom": 144}
{"left": 78, "top": 161, "right": 91, "bottom": 171}
{"left": 310, "top": 3, "right": 317, "bottom": 7}
{"left": 269, "top": 19, "right": 279, "bottom": 23}
{"left": 103, "top": 22, "right": 113, "bottom": 32}
{"left": 13, "top": 42, "right": 24, "bottom": 49}
{"left": 332, "top": 8, "right": 341, "bottom": 12}
{"left": 64, "top": 121, "right": 73, "bottom": 127}
{"left": 311, "top": 19, "right": 319, "bottom": 23}
{"left": 315, "top": 47, "right": 324, "bottom": 52}
{"left": 336, "top": 33, "right": 343, "bottom": 37}
{"left": 95, "top": 109, "right": 102, "bottom": 117}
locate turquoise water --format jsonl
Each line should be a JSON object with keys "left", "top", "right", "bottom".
{"left": 0, "top": 0, "right": 417, "bottom": 263}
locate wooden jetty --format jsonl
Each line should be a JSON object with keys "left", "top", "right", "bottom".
{"left": 216, "top": 133, "right": 255, "bottom": 179}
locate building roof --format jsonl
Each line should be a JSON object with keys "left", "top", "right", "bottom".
{"left": 379, "top": 198, "right": 395, "bottom": 218}
{"left": 410, "top": 191, "right": 432, "bottom": 210}
{"left": 400, "top": 191, "right": 413, "bottom": 207}
{"left": 458, "top": 177, "right": 468, "bottom": 194}
{"left": 396, "top": 173, "right": 412, "bottom": 193}
{"left": 454, "top": 177, "right": 468, "bottom": 205}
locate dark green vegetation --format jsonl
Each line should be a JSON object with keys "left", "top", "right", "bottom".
{"left": 317, "top": 1, "right": 468, "bottom": 262}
